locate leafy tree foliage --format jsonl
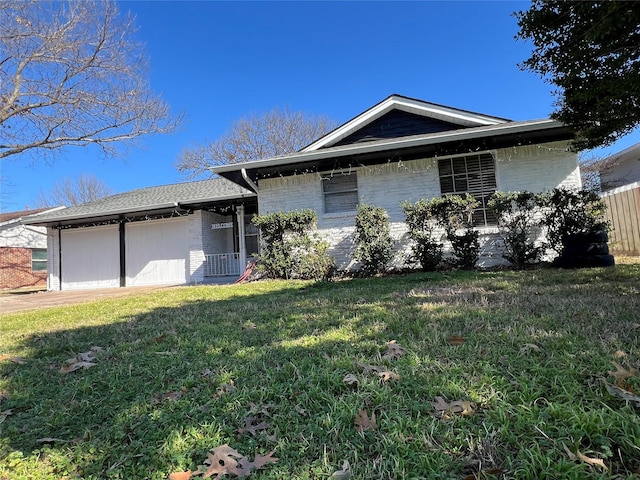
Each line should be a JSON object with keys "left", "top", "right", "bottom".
{"left": 516, "top": 1, "right": 640, "bottom": 150}
{"left": 176, "top": 107, "right": 337, "bottom": 178}
{"left": 0, "top": 0, "right": 179, "bottom": 161}
{"left": 35, "top": 174, "right": 113, "bottom": 207}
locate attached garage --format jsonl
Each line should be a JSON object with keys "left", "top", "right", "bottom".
{"left": 61, "top": 225, "right": 120, "bottom": 290}
{"left": 126, "top": 217, "right": 188, "bottom": 286}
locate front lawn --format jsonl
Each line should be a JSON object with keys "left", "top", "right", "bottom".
{"left": 1, "top": 265, "right": 639, "bottom": 479}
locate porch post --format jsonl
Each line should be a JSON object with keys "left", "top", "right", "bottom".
{"left": 236, "top": 205, "right": 246, "bottom": 274}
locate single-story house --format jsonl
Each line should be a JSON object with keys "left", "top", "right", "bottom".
{"left": 213, "top": 94, "right": 581, "bottom": 269}
{"left": 0, "top": 207, "right": 62, "bottom": 289}
{"left": 23, "top": 179, "right": 256, "bottom": 290}
{"left": 24, "top": 94, "right": 582, "bottom": 290}
{"left": 599, "top": 142, "right": 640, "bottom": 192}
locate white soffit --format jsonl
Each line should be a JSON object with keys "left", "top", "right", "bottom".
{"left": 301, "top": 95, "right": 509, "bottom": 152}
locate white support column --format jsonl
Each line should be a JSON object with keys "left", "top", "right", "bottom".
{"left": 236, "top": 205, "right": 246, "bottom": 273}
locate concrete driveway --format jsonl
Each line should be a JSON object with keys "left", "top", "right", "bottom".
{"left": 0, "top": 285, "right": 177, "bottom": 314}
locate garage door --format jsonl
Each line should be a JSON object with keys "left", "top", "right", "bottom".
{"left": 61, "top": 225, "right": 120, "bottom": 290}
{"left": 125, "top": 218, "right": 188, "bottom": 286}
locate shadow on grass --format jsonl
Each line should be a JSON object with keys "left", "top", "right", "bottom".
{"left": 1, "top": 266, "right": 639, "bottom": 479}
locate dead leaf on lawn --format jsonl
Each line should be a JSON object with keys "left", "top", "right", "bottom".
{"left": 601, "top": 378, "right": 640, "bottom": 407}
{"left": 613, "top": 350, "right": 627, "bottom": 358}
{"left": 447, "top": 336, "right": 466, "bottom": 346}
{"left": 608, "top": 361, "right": 638, "bottom": 388}
{"left": 36, "top": 437, "right": 70, "bottom": 444}
{"left": 169, "top": 471, "right": 193, "bottom": 480}
{"left": 0, "top": 409, "right": 13, "bottom": 421}
{"left": 330, "top": 460, "right": 351, "bottom": 479}
{"left": 238, "top": 416, "right": 270, "bottom": 437}
{"left": 247, "top": 402, "right": 274, "bottom": 416}
{"left": 433, "top": 396, "right": 475, "bottom": 419}
{"left": 378, "top": 371, "right": 399, "bottom": 382}
{"left": 562, "top": 443, "right": 608, "bottom": 470}
{"left": 213, "top": 380, "right": 236, "bottom": 399}
{"left": 358, "top": 363, "right": 384, "bottom": 374}
{"left": 520, "top": 343, "right": 542, "bottom": 353}
{"left": 60, "top": 347, "right": 101, "bottom": 373}
{"left": 354, "top": 409, "right": 377, "bottom": 433}
{"left": 0, "top": 355, "right": 27, "bottom": 365}
{"left": 194, "top": 444, "right": 277, "bottom": 478}
{"left": 382, "top": 340, "right": 405, "bottom": 360}
{"left": 151, "top": 388, "right": 185, "bottom": 405}
{"left": 242, "top": 322, "right": 257, "bottom": 331}
{"left": 343, "top": 374, "right": 359, "bottom": 387}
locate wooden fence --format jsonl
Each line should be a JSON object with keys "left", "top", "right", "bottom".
{"left": 601, "top": 182, "right": 640, "bottom": 256}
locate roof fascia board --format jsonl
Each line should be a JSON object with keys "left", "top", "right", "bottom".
{"left": 21, "top": 202, "right": 181, "bottom": 225}
{"left": 1, "top": 206, "right": 65, "bottom": 228}
{"left": 301, "top": 95, "right": 508, "bottom": 152}
{"left": 214, "top": 119, "right": 566, "bottom": 176}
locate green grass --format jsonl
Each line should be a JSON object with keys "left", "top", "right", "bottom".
{"left": 1, "top": 265, "right": 639, "bottom": 479}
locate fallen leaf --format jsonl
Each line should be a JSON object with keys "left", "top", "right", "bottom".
{"left": 213, "top": 381, "right": 236, "bottom": 399}
{"left": 520, "top": 343, "right": 541, "bottom": 353}
{"left": 562, "top": 443, "right": 608, "bottom": 470}
{"left": 354, "top": 409, "right": 376, "bottom": 433}
{"left": 601, "top": 379, "right": 640, "bottom": 407}
{"left": 169, "top": 471, "right": 192, "bottom": 480}
{"left": 194, "top": 445, "right": 277, "bottom": 478}
{"left": 242, "top": 322, "right": 257, "bottom": 331}
{"left": 151, "top": 390, "right": 183, "bottom": 404}
{"left": 433, "top": 396, "right": 475, "bottom": 418}
{"left": 378, "top": 371, "right": 399, "bottom": 382}
{"left": 359, "top": 363, "right": 384, "bottom": 374}
{"left": 0, "top": 355, "right": 27, "bottom": 364}
{"left": 238, "top": 416, "right": 270, "bottom": 437}
{"left": 382, "top": 340, "right": 405, "bottom": 360}
{"left": 60, "top": 347, "right": 101, "bottom": 373}
{"left": 60, "top": 361, "right": 97, "bottom": 373}
{"left": 613, "top": 350, "right": 627, "bottom": 358}
{"left": 330, "top": 460, "right": 351, "bottom": 479}
{"left": 247, "top": 402, "right": 274, "bottom": 416}
{"left": 447, "top": 336, "right": 466, "bottom": 346}
{"left": 343, "top": 374, "right": 359, "bottom": 387}
{"left": 237, "top": 450, "right": 278, "bottom": 473}
{"left": 36, "top": 437, "right": 69, "bottom": 444}
{"left": 0, "top": 409, "right": 13, "bottom": 421}
{"left": 608, "top": 361, "right": 638, "bottom": 387}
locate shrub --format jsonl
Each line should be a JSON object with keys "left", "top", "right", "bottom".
{"left": 488, "top": 191, "right": 545, "bottom": 269}
{"left": 252, "top": 209, "right": 335, "bottom": 280}
{"left": 401, "top": 199, "right": 443, "bottom": 271}
{"left": 353, "top": 203, "right": 394, "bottom": 275}
{"left": 539, "top": 188, "right": 609, "bottom": 254}
{"left": 429, "top": 194, "right": 480, "bottom": 269}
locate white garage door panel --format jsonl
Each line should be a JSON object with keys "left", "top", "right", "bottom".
{"left": 61, "top": 226, "right": 120, "bottom": 290}
{"left": 126, "top": 218, "right": 187, "bottom": 286}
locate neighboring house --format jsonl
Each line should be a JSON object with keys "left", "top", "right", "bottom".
{"left": 23, "top": 179, "right": 256, "bottom": 291}
{"left": 599, "top": 142, "right": 640, "bottom": 192}
{"left": 214, "top": 94, "right": 581, "bottom": 269}
{"left": 0, "top": 207, "right": 60, "bottom": 289}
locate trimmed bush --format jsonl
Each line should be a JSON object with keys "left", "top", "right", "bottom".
{"left": 353, "top": 203, "right": 394, "bottom": 275}
{"left": 401, "top": 199, "right": 443, "bottom": 271}
{"left": 252, "top": 209, "right": 335, "bottom": 280}
{"left": 488, "top": 191, "right": 545, "bottom": 269}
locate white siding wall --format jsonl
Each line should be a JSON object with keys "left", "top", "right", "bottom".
{"left": 257, "top": 142, "right": 579, "bottom": 269}
{"left": 0, "top": 223, "right": 47, "bottom": 248}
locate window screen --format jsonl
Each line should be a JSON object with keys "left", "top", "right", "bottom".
{"left": 322, "top": 173, "right": 358, "bottom": 214}
{"left": 438, "top": 153, "right": 497, "bottom": 226}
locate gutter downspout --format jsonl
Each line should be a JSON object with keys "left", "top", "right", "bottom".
{"left": 241, "top": 168, "right": 259, "bottom": 193}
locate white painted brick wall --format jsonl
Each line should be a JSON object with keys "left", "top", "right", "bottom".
{"left": 188, "top": 211, "right": 205, "bottom": 283}
{"left": 47, "top": 228, "right": 60, "bottom": 291}
{"left": 257, "top": 141, "right": 579, "bottom": 270}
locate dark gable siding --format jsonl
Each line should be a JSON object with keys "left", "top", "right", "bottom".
{"left": 331, "top": 110, "right": 467, "bottom": 147}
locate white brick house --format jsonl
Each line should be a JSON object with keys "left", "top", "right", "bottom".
{"left": 214, "top": 94, "right": 581, "bottom": 269}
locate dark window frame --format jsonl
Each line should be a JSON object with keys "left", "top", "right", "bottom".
{"left": 31, "top": 248, "right": 47, "bottom": 272}
{"left": 322, "top": 172, "right": 359, "bottom": 214}
{"left": 437, "top": 153, "right": 498, "bottom": 226}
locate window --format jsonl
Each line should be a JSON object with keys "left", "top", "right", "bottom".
{"left": 438, "top": 153, "right": 497, "bottom": 226}
{"left": 322, "top": 173, "right": 358, "bottom": 214}
{"left": 31, "top": 248, "right": 47, "bottom": 272}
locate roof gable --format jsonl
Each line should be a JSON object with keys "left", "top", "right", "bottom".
{"left": 302, "top": 94, "right": 510, "bottom": 151}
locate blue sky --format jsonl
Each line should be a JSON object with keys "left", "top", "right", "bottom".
{"left": 2, "top": 0, "right": 638, "bottom": 212}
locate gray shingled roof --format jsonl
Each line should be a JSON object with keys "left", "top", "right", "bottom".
{"left": 22, "top": 178, "right": 255, "bottom": 225}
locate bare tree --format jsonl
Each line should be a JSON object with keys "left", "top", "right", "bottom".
{"left": 35, "top": 174, "right": 113, "bottom": 207}
{"left": 0, "top": 0, "right": 180, "bottom": 161}
{"left": 579, "top": 154, "right": 622, "bottom": 193}
{"left": 176, "top": 107, "right": 337, "bottom": 178}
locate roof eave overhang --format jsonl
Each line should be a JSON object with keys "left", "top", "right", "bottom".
{"left": 214, "top": 121, "right": 574, "bottom": 190}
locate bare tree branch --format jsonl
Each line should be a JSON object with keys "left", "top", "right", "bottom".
{"left": 176, "top": 107, "right": 337, "bottom": 179}
{"left": 34, "top": 173, "right": 113, "bottom": 207}
{"left": 0, "top": 0, "right": 181, "bottom": 161}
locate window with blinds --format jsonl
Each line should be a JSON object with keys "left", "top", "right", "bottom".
{"left": 438, "top": 153, "right": 497, "bottom": 226}
{"left": 322, "top": 173, "right": 358, "bottom": 214}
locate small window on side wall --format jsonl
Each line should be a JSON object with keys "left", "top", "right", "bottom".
{"left": 438, "top": 153, "right": 497, "bottom": 226}
{"left": 322, "top": 173, "right": 358, "bottom": 214}
{"left": 31, "top": 248, "right": 47, "bottom": 272}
